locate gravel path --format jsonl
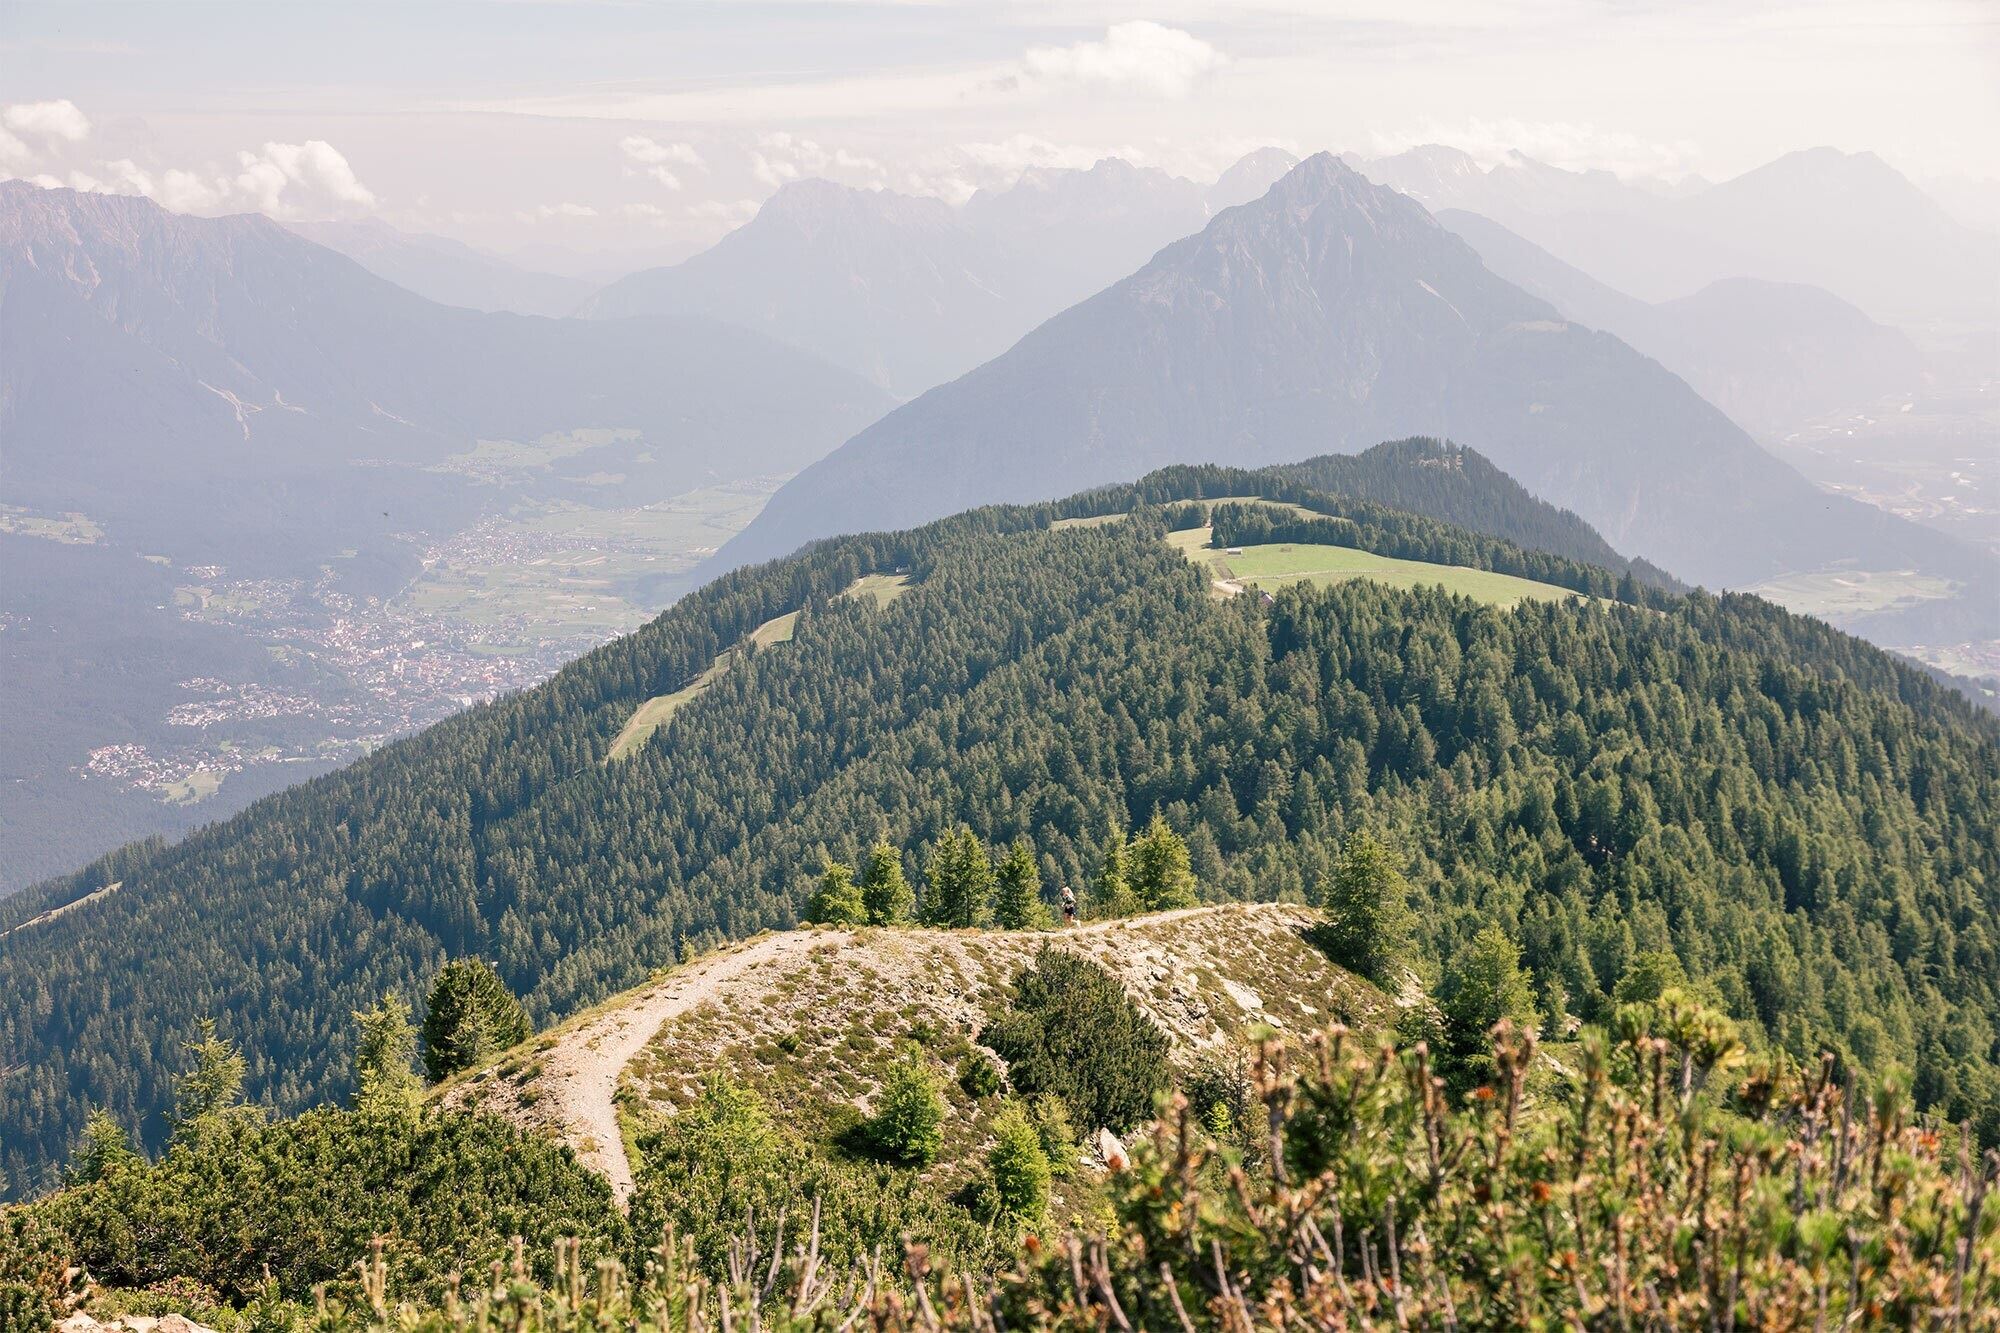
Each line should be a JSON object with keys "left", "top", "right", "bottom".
{"left": 456, "top": 906, "right": 1287, "bottom": 1206}
{"left": 448, "top": 930, "right": 827, "bottom": 1202}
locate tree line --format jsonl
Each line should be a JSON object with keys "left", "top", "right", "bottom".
{"left": 802, "top": 815, "right": 1200, "bottom": 930}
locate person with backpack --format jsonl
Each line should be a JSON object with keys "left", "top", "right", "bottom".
{"left": 1059, "top": 883, "right": 1077, "bottom": 925}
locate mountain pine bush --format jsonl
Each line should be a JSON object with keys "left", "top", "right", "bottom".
{"left": 983, "top": 949, "right": 1171, "bottom": 1132}
{"left": 196, "top": 1013, "right": 2000, "bottom": 1330}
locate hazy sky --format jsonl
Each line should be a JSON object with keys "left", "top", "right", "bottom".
{"left": 4, "top": 0, "right": 1996, "bottom": 267}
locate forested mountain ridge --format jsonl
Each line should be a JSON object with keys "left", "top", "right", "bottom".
{"left": 1, "top": 453, "right": 1995, "bottom": 1197}
{"left": 1270, "top": 439, "right": 1681, "bottom": 590}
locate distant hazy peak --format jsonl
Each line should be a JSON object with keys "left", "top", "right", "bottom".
{"left": 1711, "top": 145, "right": 1937, "bottom": 205}
{"left": 752, "top": 178, "right": 958, "bottom": 232}
{"left": 1206, "top": 147, "right": 1303, "bottom": 211}
{"left": 966, "top": 156, "right": 1204, "bottom": 222}
{"left": 1226, "top": 151, "right": 1449, "bottom": 240}
{"left": 1009, "top": 156, "right": 1155, "bottom": 191}
{"left": 1396, "top": 144, "right": 1484, "bottom": 174}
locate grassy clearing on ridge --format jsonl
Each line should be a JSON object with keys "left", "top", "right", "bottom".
{"left": 1172, "top": 524, "right": 1581, "bottom": 610}
{"left": 605, "top": 609, "right": 799, "bottom": 762}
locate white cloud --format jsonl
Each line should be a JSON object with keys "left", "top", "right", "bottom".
{"left": 686, "top": 197, "right": 761, "bottom": 224}
{"left": 3, "top": 99, "right": 91, "bottom": 145}
{"left": 0, "top": 126, "right": 30, "bottom": 167}
{"left": 461, "top": 24, "right": 1228, "bottom": 126}
{"left": 97, "top": 158, "right": 154, "bottom": 196}
{"left": 620, "top": 135, "right": 703, "bottom": 169}
{"left": 156, "top": 167, "right": 230, "bottom": 213}
{"left": 751, "top": 132, "right": 883, "bottom": 188}
{"left": 620, "top": 135, "right": 705, "bottom": 190}
{"left": 234, "top": 140, "right": 378, "bottom": 216}
{"left": 518, "top": 202, "right": 599, "bottom": 223}
{"left": 1022, "top": 22, "right": 1224, "bottom": 98}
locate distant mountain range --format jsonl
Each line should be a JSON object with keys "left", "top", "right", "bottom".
{"left": 718, "top": 155, "right": 1994, "bottom": 633}
{"left": 1437, "top": 209, "right": 1925, "bottom": 440}
{"left": 1353, "top": 144, "right": 1999, "bottom": 326}
{"left": 2, "top": 183, "right": 888, "bottom": 571}
{"left": 581, "top": 154, "right": 1295, "bottom": 399}
{"left": 0, "top": 181, "right": 889, "bottom": 890}
{"left": 286, "top": 218, "right": 593, "bottom": 317}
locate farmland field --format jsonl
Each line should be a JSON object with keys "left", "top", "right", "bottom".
{"left": 1742, "top": 566, "right": 1959, "bottom": 618}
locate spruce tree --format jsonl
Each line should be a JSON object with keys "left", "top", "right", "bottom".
{"left": 1315, "top": 830, "right": 1412, "bottom": 983}
{"left": 985, "top": 1101, "right": 1051, "bottom": 1225}
{"left": 1091, "top": 828, "right": 1140, "bottom": 919}
{"left": 173, "top": 1018, "right": 249, "bottom": 1128}
{"left": 993, "top": 840, "right": 1052, "bottom": 930}
{"left": 1438, "top": 927, "right": 1539, "bottom": 1094}
{"left": 67, "top": 1110, "right": 138, "bottom": 1185}
{"left": 924, "top": 827, "right": 994, "bottom": 928}
{"left": 1128, "top": 814, "right": 1198, "bottom": 910}
{"left": 866, "top": 1050, "right": 945, "bottom": 1165}
{"left": 805, "top": 861, "right": 867, "bottom": 926}
{"left": 420, "top": 959, "right": 530, "bottom": 1081}
{"left": 859, "top": 843, "right": 915, "bottom": 925}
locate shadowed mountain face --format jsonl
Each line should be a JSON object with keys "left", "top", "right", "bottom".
{"left": 582, "top": 159, "right": 1214, "bottom": 399}
{"left": 717, "top": 155, "right": 1993, "bottom": 616}
{"left": 1438, "top": 208, "right": 1926, "bottom": 440}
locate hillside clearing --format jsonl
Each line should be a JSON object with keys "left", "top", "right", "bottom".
{"left": 449, "top": 904, "right": 1385, "bottom": 1204}
{"left": 1172, "top": 525, "right": 1583, "bottom": 608}
{"left": 0, "top": 881, "right": 123, "bottom": 941}
{"left": 838, "top": 572, "right": 915, "bottom": 607}
{"left": 605, "top": 608, "right": 800, "bottom": 761}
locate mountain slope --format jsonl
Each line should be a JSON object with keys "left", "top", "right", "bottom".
{"left": 285, "top": 218, "right": 594, "bottom": 316}
{"left": 2, "top": 456, "right": 1994, "bottom": 1194}
{"left": 716, "top": 154, "right": 1990, "bottom": 615}
{"left": 1273, "top": 439, "right": 1679, "bottom": 588}
{"left": 1438, "top": 208, "right": 1926, "bottom": 439}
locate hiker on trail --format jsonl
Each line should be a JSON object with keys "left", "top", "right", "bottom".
{"left": 1060, "top": 883, "right": 1077, "bottom": 925}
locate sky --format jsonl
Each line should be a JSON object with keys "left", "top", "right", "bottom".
{"left": 3, "top": 0, "right": 1996, "bottom": 271}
